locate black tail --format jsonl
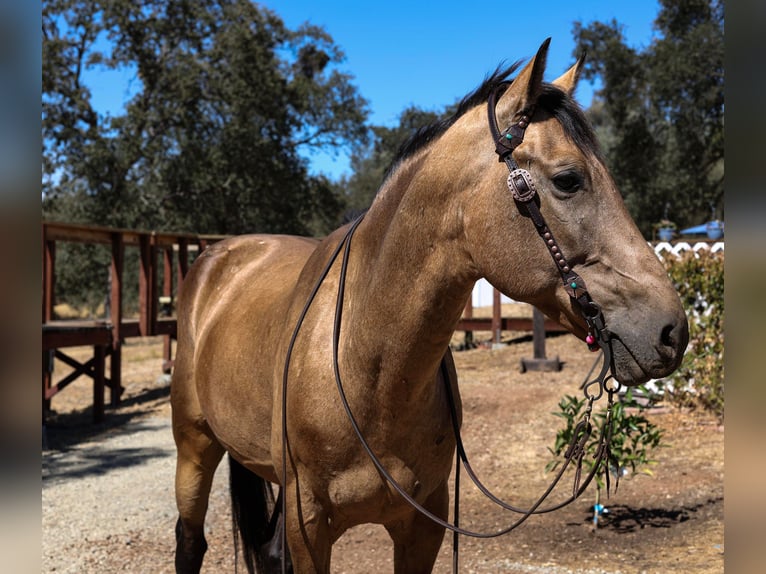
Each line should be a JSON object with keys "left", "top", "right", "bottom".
{"left": 229, "top": 455, "right": 290, "bottom": 573}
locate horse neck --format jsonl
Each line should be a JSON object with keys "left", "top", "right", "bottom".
{"left": 344, "top": 139, "right": 482, "bottom": 386}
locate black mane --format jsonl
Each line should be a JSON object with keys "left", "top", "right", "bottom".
{"left": 391, "top": 62, "right": 522, "bottom": 166}
{"left": 384, "top": 62, "right": 601, "bottom": 180}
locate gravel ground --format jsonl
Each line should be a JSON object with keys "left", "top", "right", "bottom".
{"left": 43, "top": 415, "right": 190, "bottom": 572}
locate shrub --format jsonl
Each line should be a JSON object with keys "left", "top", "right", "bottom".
{"left": 661, "top": 250, "right": 724, "bottom": 419}
{"left": 545, "top": 247, "right": 723, "bottom": 526}
{"left": 546, "top": 386, "right": 665, "bottom": 527}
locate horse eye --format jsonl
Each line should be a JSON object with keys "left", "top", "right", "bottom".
{"left": 552, "top": 172, "right": 583, "bottom": 194}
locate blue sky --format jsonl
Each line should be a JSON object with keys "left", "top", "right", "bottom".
{"left": 85, "top": 0, "right": 660, "bottom": 179}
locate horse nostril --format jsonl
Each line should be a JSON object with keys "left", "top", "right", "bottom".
{"left": 660, "top": 323, "right": 675, "bottom": 348}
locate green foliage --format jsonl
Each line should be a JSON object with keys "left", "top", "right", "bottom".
{"left": 573, "top": 0, "right": 723, "bottom": 236}
{"left": 42, "top": 0, "right": 369, "bottom": 236}
{"left": 547, "top": 386, "right": 665, "bottom": 494}
{"left": 52, "top": 242, "right": 110, "bottom": 314}
{"left": 52, "top": 241, "right": 150, "bottom": 319}
{"left": 661, "top": 250, "right": 724, "bottom": 418}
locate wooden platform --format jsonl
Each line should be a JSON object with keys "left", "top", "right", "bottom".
{"left": 43, "top": 321, "right": 114, "bottom": 423}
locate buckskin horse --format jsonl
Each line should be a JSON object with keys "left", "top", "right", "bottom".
{"left": 171, "top": 39, "right": 688, "bottom": 574}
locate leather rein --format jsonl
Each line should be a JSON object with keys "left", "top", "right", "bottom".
{"left": 279, "top": 82, "right": 620, "bottom": 573}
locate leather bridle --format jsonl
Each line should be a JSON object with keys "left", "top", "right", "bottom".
{"left": 278, "top": 84, "right": 621, "bottom": 573}
{"left": 487, "top": 81, "right": 610, "bottom": 355}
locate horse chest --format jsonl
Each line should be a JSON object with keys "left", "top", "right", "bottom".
{"left": 322, "top": 448, "right": 448, "bottom": 528}
{"left": 292, "top": 407, "right": 455, "bottom": 526}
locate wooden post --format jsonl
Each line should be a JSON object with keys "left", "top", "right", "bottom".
{"left": 491, "top": 288, "right": 502, "bottom": 348}
{"left": 43, "top": 236, "right": 55, "bottom": 323}
{"left": 138, "top": 234, "right": 157, "bottom": 336}
{"left": 176, "top": 237, "right": 189, "bottom": 291}
{"left": 532, "top": 308, "right": 546, "bottom": 359}
{"left": 150, "top": 235, "right": 158, "bottom": 335}
{"left": 110, "top": 232, "right": 124, "bottom": 406}
{"left": 162, "top": 246, "right": 173, "bottom": 373}
{"left": 93, "top": 344, "right": 106, "bottom": 423}
{"left": 520, "top": 307, "right": 562, "bottom": 372}
{"left": 462, "top": 296, "right": 474, "bottom": 348}
{"left": 162, "top": 246, "right": 173, "bottom": 304}
{"left": 42, "top": 232, "right": 55, "bottom": 418}
{"left": 42, "top": 349, "right": 53, "bottom": 417}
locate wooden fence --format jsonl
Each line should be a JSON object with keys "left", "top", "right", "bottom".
{"left": 42, "top": 221, "right": 226, "bottom": 422}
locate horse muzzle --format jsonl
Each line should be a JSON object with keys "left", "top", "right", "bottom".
{"left": 607, "top": 311, "right": 689, "bottom": 386}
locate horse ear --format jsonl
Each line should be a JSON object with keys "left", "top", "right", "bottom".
{"left": 552, "top": 54, "right": 585, "bottom": 96}
{"left": 498, "top": 38, "right": 551, "bottom": 117}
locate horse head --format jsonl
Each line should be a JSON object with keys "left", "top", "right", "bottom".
{"left": 461, "top": 39, "right": 688, "bottom": 385}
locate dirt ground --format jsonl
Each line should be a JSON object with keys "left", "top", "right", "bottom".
{"left": 42, "top": 323, "right": 724, "bottom": 573}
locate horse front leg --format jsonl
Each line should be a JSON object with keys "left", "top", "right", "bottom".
{"left": 283, "top": 478, "right": 333, "bottom": 574}
{"left": 385, "top": 481, "right": 449, "bottom": 574}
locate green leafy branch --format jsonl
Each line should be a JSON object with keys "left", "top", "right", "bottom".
{"left": 546, "top": 386, "right": 665, "bottom": 526}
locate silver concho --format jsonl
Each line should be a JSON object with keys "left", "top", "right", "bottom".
{"left": 507, "top": 168, "right": 537, "bottom": 202}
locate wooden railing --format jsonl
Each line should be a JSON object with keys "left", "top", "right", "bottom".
{"left": 42, "top": 221, "right": 226, "bottom": 422}
{"left": 456, "top": 289, "right": 565, "bottom": 348}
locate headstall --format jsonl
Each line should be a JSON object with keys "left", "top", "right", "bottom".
{"left": 487, "top": 82, "right": 610, "bottom": 355}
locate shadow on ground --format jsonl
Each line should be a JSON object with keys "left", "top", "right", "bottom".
{"left": 43, "top": 385, "right": 170, "bottom": 452}
{"left": 583, "top": 497, "right": 724, "bottom": 533}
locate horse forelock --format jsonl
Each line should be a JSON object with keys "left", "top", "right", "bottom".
{"left": 536, "top": 83, "right": 603, "bottom": 160}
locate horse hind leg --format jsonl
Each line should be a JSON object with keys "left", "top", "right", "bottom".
{"left": 264, "top": 488, "right": 294, "bottom": 573}
{"left": 173, "top": 419, "right": 225, "bottom": 573}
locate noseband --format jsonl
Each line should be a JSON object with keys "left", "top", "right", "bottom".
{"left": 279, "top": 84, "right": 621, "bottom": 573}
